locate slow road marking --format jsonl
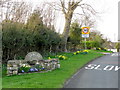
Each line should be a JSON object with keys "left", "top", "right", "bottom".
{"left": 111, "top": 53, "right": 120, "bottom": 56}
{"left": 85, "top": 64, "right": 120, "bottom": 72}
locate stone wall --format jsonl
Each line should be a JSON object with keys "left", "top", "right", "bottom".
{"left": 7, "top": 59, "right": 60, "bottom": 76}
{"left": 7, "top": 52, "right": 60, "bottom": 76}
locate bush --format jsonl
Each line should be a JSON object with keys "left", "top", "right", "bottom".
{"left": 73, "top": 50, "right": 89, "bottom": 55}
{"left": 2, "top": 20, "right": 64, "bottom": 63}
{"left": 57, "top": 55, "right": 68, "bottom": 60}
{"left": 82, "top": 41, "right": 101, "bottom": 49}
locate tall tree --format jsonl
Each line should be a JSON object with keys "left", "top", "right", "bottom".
{"left": 115, "top": 42, "right": 120, "bottom": 52}
{"left": 26, "top": 11, "right": 43, "bottom": 31}
{"left": 10, "top": 1, "right": 32, "bottom": 23}
{"left": 58, "top": 0, "right": 96, "bottom": 51}
{"left": 35, "top": 3, "right": 56, "bottom": 30}
{"left": 0, "top": 1, "right": 32, "bottom": 23}
{"left": 68, "top": 21, "right": 82, "bottom": 50}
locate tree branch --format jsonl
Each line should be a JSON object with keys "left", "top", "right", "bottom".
{"left": 60, "top": 0, "right": 66, "bottom": 15}
{"left": 79, "top": 3, "right": 97, "bottom": 15}
{"left": 73, "top": 13, "right": 84, "bottom": 16}
{"left": 71, "top": 0, "right": 82, "bottom": 10}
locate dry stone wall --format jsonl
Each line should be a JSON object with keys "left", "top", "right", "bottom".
{"left": 7, "top": 52, "right": 60, "bottom": 76}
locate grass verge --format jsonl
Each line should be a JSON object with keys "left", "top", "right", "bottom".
{"left": 93, "top": 50, "right": 113, "bottom": 53}
{"left": 2, "top": 50, "right": 103, "bottom": 88}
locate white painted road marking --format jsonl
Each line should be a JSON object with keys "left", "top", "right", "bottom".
{"left": 103, "top": 65, "right": 114, "bottom": 71}
{"left": 111, "top": 53, "right": 120, "bottom": 56}
{"left": 85, "top": 64, "right": 120, "bottom": 71}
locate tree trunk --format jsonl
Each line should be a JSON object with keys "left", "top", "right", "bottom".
{"left": 117, "top": 48, "right": 119, "bottom": 52}
{"left": 50, "top": 45, "right": 52, "bottom": 53}
{"left": 62, "top": 14, "right": 73, "bottom": 52}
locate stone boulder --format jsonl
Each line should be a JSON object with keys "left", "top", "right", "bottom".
{"left": 25, "top": 52, "right": 43, "bottom": 61}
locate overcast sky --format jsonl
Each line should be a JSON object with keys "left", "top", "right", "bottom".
{"left": 81, "top": 0, "right": 119, "bottom": 42}
{"left": 12, "top": 0, "right": 120, "bottom": 42}
{"left": 93, "top": 0, "right": 119, "bottom": 42}
{"left": 36, "top": 0, "right": 119, "bottom": 42}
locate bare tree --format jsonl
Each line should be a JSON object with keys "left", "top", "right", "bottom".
{"left": 82, "top": 15, "right": 96, "bottom": 27}
{"left": 1, "top": 0, "right": 32, "bottom": 23}
{"left": 35, "top": 3, "right": 56, "bottom": 30}
{"left": 0, "top": 0, "right": 11, "bottom": 21}
{"left": 11, "top": 2, "right": 32, "bottom": 23}
{"left": 52, "top": 0, "right": 97, "bottom": 51}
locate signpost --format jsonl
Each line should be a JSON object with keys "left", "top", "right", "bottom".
{"left": 81, "top": 27, "right": 90, "bottom": 50}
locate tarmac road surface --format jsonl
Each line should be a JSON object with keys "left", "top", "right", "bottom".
{"left": 64, "top": 52, "right": 119, "bottom": 88}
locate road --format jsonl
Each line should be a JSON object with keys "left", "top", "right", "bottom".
{"left": 64, "top": 52, "right": 119, "bottom": 88}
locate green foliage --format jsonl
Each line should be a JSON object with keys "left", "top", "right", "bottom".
{"left": 67, "top": 22, "right": 82, "bottom": 51}
{"left": 82, "top": 41, "right": 100, "bottom": 49}
{"left": 2, "top": 12, "right": 64, "bottom": 63}
{"left": 69, "top": 22, "right": 82, "bottom": 45}
{"left": 18, "top": 66, "right": 31, "bottom": 73}
{"left": 81, "top": 31, "right": 107, "bottom": 49}
{"left": 2, "top": 51, "right": 103, "bottom": 88}
{"left": 73, "top": 50, "right": 89, "bottom": 55}
{"left": 2, "top": 64, "right": 7, "bottom": 77}
{"left": 115, "top": 42, "right": 120, "bottom": 49}
{"left": 26, "top": 11, "right": 44, "bottom": 31}
{"left": 2, "top": 20, "right": 28, "bottom": 62}
{"left": 68, "top": 22, "right": 108, "bottom": 50}
{"left": 57, "top": 55, "right": 68, "bottom": 60}
{"left": 115, "top": 42, "right": 120, "bottom": 52}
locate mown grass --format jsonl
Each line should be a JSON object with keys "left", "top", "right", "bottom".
{"left": 93, "top": 50, "right": 113, "bottom": 53}
{"left": 2, "top": 50, "right": 103, "bottom": 88}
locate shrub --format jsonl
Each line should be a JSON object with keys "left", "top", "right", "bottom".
{"left": 18, "top": 64, "right": 31, "bottom": 73}
{"left": 73, "top": 50, "right": 89, "bottom": 55}
{"left": 58, "top": 55, "right": 67, "bottom": 60}
{"left": 2, "top": 20, "right": 64, "bottom": 63}
{"left": 96, "top": 48, "right": 101, "bottom": 50}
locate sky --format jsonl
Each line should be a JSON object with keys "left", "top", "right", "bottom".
{"left": 5, "top": 0, "right": 120, "bottom": 42}
{"left": 92, "top": 0, "right": 119, "bottom": 42}
{"left": 32, "top": 0, "right": 119, "bottom": 42}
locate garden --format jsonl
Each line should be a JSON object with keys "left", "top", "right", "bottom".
{"left": 1, "top": 0, "right": 115, "bottom": 88}
{"left": 2, "top": 49, "right": 113, "bottom": 88}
